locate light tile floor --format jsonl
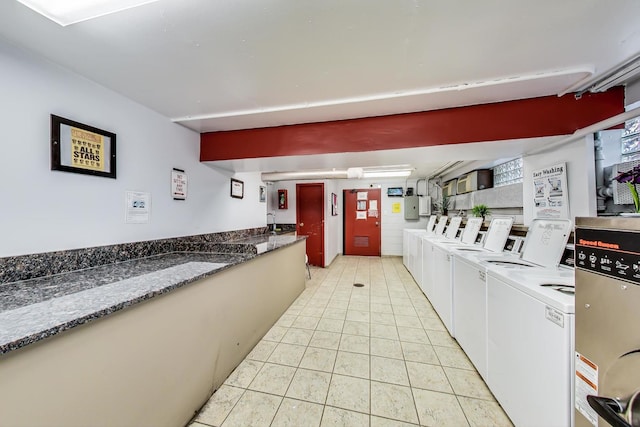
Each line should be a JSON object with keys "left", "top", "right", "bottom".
{"left": 189, "top": 256, "right": 513, "bottom": 427}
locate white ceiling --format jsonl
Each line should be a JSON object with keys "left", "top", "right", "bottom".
{"left": 1, "top": 0, "right": 639, "bottom": 177}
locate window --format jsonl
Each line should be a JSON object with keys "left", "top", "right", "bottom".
{"left": 493, "top": 157, "right": 523, "bottom": 187}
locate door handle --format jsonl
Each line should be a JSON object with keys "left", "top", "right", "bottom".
{"left": 299, "top": 223, "right": 304, "bottom": 227}
{"left": 375, "top": 222, "right": 379, "bottom": 226}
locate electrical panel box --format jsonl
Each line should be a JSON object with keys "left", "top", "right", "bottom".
{"left": 404, "top": 195, "right": 419, "bottom": 220}
{"left": 418, "top": 196, "right": 432, "bottom": 216}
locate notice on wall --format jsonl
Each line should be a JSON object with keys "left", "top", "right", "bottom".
{"left": 357, "top": 200, "right": 367, "bottom": 210}
{"left": 125, "top": 191, "right": 151, "bottom": 224}
{"left": 575, "top": 352, "right": 599, "bottom": 427}
{"left": 532, "top": 163, "right": 569, "bottom": 219}
{"left": 392, "top": 202, "right": 401, "bottom": 213}
{"left": 357, "top": 191, "right": 368, "bottom": 200}
{"left": 370, "top": 200, "right": 378, "bottom": 210}
{"left": 171, "top": 168, "right": 187, "bottom": 200}
{"left": 356, "top": 211, "right": 367, "bottom": 220}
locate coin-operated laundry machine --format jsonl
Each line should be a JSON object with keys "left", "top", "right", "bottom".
{"left": 574, "top": 217, "right": 640, "bottom": 427}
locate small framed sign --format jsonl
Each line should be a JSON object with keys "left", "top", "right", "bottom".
{"left": 259, "top": 185, "right": 266, "bottom": 203}
{"left": 171, "top": 168, "right": 187, "bottom": 200}
{"left": 331, "top": 192, "right": 338, "bottom": 216}
{"left": 230, "top": 178, "right": 244, "bottom": 199}
{"left": 50, "top": 114, "right": 116, "bottom": 179}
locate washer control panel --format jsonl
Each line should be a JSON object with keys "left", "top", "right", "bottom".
{"left": 575, "top": 227, "right": 640, "bottom": 284}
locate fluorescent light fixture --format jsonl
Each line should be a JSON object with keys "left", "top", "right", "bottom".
{"left": 16, "top": 0, "right": 161, "bottom": 26}
{"left": 571, "top": 53, "right": 640, "bottom": 95}
{"left": 591, "top": 57, "right": 640, "bottom": 92}
{"left": 363, "top": 170, "right": 412, "bottom": 178}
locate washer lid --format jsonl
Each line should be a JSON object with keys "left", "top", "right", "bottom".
{"left": 426, "top": 215, "right": 438, "bottom": 233}
{"left": 435, "top": 216, "right": 448, "bottom": 235}
{"left": 445, "top": 217, "right": 463, "bottom": 239}
{"left": 520, "top": 218, "right": 572, "bottom": 268}
{"left": 483, "top": 216, "right": 515, "bottom": 252}
{"left": 461, "top": 217, "right": 483, "bottom": 244}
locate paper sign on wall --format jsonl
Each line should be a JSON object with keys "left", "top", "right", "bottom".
{"left": 125, "top": 191, "right": 151, "bottom": 224}
{"left": 357, "top": 192, "right": 368, "bottom": 200}
{"left": 533, "top": 163, "right": 570, "bottom": 219}
{"left": 392, "top": 203, "right": 401, "bottom": 213}
{"left": 370, "top": 200, "right": 378, "bottom": 210}
{"left": 356, "top": 211, "right": 367, "bottom": 220}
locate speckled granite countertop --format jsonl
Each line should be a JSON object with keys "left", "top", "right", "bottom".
{"left": 0, "top": 235, "right": 306, "bottom": 355}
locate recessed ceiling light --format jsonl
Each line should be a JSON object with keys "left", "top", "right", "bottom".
{"left": 16, "top": 0, "right": 161, "bottom": 26}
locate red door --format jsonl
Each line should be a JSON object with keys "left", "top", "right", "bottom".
{"left": 344, "top": 188, "right": 381, "bottom": 256}
{"left": 296, "top": 183, "right": 325, "bottom": 266}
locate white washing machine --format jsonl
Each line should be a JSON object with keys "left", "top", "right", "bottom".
{"left": 487, "top": 266, "right": 574, "bottom": 427}
{"left": 403, "top": 228, "right": 428, "bottom": 284}
{"left": 403, "top": 215, "right": 440, "bottom": 288}
{"left": 420, "top": 215, "right": 458, "bottom": 301}
{"left": 451, "top": 216, "right": 515, "bottom": 379}
{"left": 427, "top": 216, "right": 483, "bottom": 336}
{"left": 483, "top": 219, "right": 574, "bottom": 427}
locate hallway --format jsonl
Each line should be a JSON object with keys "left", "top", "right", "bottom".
{"left": 189, "top": 256, "right": 512, "bottom": 427}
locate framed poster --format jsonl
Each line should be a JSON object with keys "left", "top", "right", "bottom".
{"left": 50, "top": 114, "right": 116, "bottom": 179}
{"left": 230, "top": 178, "right": 244, "bottom": 199}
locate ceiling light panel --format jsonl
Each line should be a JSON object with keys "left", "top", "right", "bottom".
{"left": 16, "top": 0, "right": 161, "bottom": 26}
{"left": 362, "top": 170, "right": 413, "bottom": 178}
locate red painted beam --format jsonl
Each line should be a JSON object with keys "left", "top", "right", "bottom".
{"left": 200, "top": 89, "right": 624, "bottom": 162}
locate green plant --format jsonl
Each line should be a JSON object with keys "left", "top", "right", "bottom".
{"left": 437, "top": 195, "right": 451, "bottom": 214}
{"left": 613, "top": 165, "right": 640, "bottom": 212}
{"left": 471, "top": 204, "right": 490, "bottom": 219}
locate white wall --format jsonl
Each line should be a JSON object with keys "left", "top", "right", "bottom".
{"left": 323, "top": 180, "right": 341, "bottom": 266}
{"left": 0, "top": 41, "right": 265, "bottom": 257}
{"left": 262, "top": 178, "right": 428, "bottom": 263}
{"left": 522, "top": 135, "right": 596, "bottom": 225}
{"left": 266, "top": 182, "right": 297, "bottom": 224}
{"left": 336, "top": 179, "right": 428, "bottom": 257}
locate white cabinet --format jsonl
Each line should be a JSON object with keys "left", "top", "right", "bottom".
{"left": 452, "top": 254, "right": 488, "bottom": 379}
